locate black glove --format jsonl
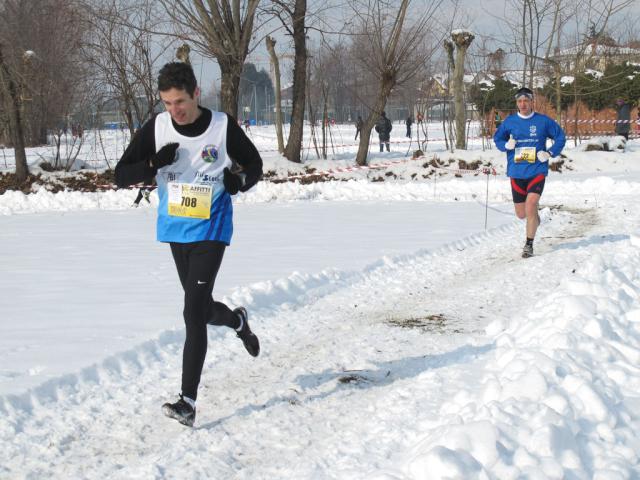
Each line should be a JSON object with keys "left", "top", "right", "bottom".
{"left": 223, "top": 167, "right": 244, "bottom": 195}
{"left": 150, "top": 142, "right": 179, "bottom": 169}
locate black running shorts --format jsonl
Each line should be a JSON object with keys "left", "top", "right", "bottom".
{"left": 511, "top": 174, "right": 546, "bottom": 203}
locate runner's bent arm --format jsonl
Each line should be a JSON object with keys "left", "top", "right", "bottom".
{"left": 115, "top": 118, "right": 158, "bottom": 188}
{"left": 546, "top": 118, "right": 566, "bottom": 157}
{"left": 225, "top": 114, "right": 263, "bottom": 192}
{"left": 493, "top": 121, "right": 510, "bottom": 152}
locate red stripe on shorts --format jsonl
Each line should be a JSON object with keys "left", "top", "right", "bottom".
{"left": 511, "top": 178, "right": 526, "bottom": 195}
{"left": 526, "top": 174, "right": 545, "bottom": 192}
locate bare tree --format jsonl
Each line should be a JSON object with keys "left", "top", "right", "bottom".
{"left": 450, "top": 30, "right": 475, "bottom": 149}
{"left": 83, "top": 0, "right": 169, "bottom": 136}
{"left": 160, "top": 0, "right": 260, "bottom": 118}
{"left": 1, "top": 0, "right": 89, "bottom": 151}
{"left": 488, "top": 0, "right": 561, "bottom": 89}
{"left": 523, "top": 0, "right": 557, "bottom": 88}
{"left": 538, "top": 0, "right": 565, "bottom": 120}
{"left": 0, "top": 42, "right": 28, "bottom": 181}
{"left": 265, "top": 35, "right": 285, "bottom": 153}
{"left": 561, "top": 0, "right": 634, "bottom": 142}
{"left": 263, "top": 0, "right": 308, "bottom": 163}
{"left": 349, "top": 0, "right": 443, "bottom": 166}
{"left": 1, "top": 0, "right": 89, "bottom": 178}
{"left": 442, "top": 40, "right": 455, "bottom": 151}
{"left": 307, "top": 43, "right": 335, "bottom": 159}
{"left": 512, "top": 0, "right": 634, "bottom": 128}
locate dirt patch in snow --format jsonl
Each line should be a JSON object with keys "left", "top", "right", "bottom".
{"left": 386, "top": 314, "right": 463, "bottom": 334}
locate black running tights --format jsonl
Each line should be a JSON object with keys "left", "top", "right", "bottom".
{"left": 170, "top": 241, "right": 239, "bottom": 400}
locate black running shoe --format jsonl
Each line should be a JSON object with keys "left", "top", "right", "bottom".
{"left": 234, "top": 307, "right": 260, "bottom": 357}
{"left": 522, "top": 244, "right": 534, "bottom": 258}
{"left": 162, "top": 395, "right": 196, "bottom": 427}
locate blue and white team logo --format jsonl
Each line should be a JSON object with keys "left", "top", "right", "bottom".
{"left": 529, "top": 125, "right": 537, "bottom": 136}
{"left": 201, "top": 144, "right": 219, "bottom": 164}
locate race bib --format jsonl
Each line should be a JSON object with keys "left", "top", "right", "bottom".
{"left": 167, "top": 183, "right": 212, "bottom": 219}
{"left": 514, "top": 147, "right": 536, "bottom": 163}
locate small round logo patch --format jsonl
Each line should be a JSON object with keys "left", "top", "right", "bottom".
{"left": 201, "top": 144, "right": 219, "bottom": 163}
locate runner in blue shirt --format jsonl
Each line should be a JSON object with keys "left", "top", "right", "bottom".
{"left": 494, "top": 87, "right": 566, "bottom": 258}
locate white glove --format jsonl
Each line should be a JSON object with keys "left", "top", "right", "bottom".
{"left": 505, "top": 135, "right": 516, "bottom": 150}
{"left": 537, "top": 150, "right": 551, "bottom": 162}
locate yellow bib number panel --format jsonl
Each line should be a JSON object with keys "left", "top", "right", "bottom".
{"left": 167, "top": 183, "right": 212, "bottom": 219}
{"left": 515, "top": 147, "right": 536, "bottom": 163}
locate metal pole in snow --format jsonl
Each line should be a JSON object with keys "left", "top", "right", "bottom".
{"left": 433, "top": 170, "right": 437, "bottom": 199}
{"left": 484, "top": 170, "right": 490, "bottom": 230}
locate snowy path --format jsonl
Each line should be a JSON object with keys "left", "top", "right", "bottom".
{"left": 3, "top": 194, "right": 639, "bottom": 479}
{"left": 0, "top": 200, "right": 512, "bottom": 396}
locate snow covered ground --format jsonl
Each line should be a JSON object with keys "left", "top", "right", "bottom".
{"left": 1, "top": 123, "right": 640, "bottom": 478}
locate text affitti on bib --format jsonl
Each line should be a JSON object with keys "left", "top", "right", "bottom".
{"left": 515, "top": 147, "right": 536, "bottom": 163}
{"left": 167, "top": 183, "right": 212, "bottom": 219}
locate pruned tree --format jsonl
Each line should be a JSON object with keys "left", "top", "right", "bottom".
{"left": 350, "top": 0, "right": 443, "bottom": 166}
{"left": 450, "top": 30, "right": 474, "bottom": 149}
{"left": 443, "top": 39, "right": 455, "bottom": 151}
{"left": 160, "top": 0, "right": 260, "bottom": 118}
{"left": 487, "top": 48, "right": 507, "bottom": 76}
{"left": 176, "top": 43, "right": 192, "bottom": 65}
{"left": 265, "top": 35, "right": 285, "bottom": 153}
{"left": 262, "top": 0, "right": 308, "bottom": 163}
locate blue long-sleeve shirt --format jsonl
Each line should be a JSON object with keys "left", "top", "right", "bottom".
{"left": 493, "top": 112, "right": 566, "bottom": 179}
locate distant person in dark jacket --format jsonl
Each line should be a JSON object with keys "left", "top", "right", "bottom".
{"left": 133, "top": 184, "right": 156, "bottom": 207}
{"left": 405, "top": 116, "right": 413, "bottom": 138}
{"left": 375, "top": 111, "right": 392, "bottom": 152}
{"left": 615, "top": 98, "right": 631, "bottom": 140}
{"left": 354, "top": 116, "right": 363, "bottom": 140}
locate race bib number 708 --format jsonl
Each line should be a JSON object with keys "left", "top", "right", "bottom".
{"left": 167, "top": 183, "right": 212, "bottom": 219}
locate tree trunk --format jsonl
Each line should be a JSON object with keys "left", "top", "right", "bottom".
{"left": 442, "top": 102, "right": 449, "bottom": 151}
{"left": 123, "top": 108, "right": 135, "bottom": 137}
{"left": 0, "top": 43, "right": 29, "bottom": 181}
{"left": 284, "top": 0, "right": 307, "bottom": 163}
{"left": 322, "top": 85, "right": 328, "bottom": 159}
{"left": 162, "top": 0, "right": 259, "bottom": 120}
{"left": 219, "top": 60, "right": 242, "bottom": 118}
{"left": 306, "top": 70, "right": 319, "bottom": 158}
{"left": 8, "top": 96, "right": 28, "bottom": 181}
{"left": 554, "top": 63, "right": 562, "bottom": 123}
{"left": 355, "top": 77, "right": 394, "bottom": 166}
{"left": 452, "top": 54, "right": 466, "bottom": 149}
{"left": 443, "top": 40, "right": 454, "bottom": 151}
{"left": 265, "top": 36, "right": 284, "bottom": 154}
{"left": 451, "top": 31, "right": 474, "bottom": 150}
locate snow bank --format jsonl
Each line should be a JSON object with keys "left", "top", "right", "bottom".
{"left": 393, "top": 236, "right": 640, "bottom": 479}
{"left": 3, "top": 171, "right": 640, "bottom": 215}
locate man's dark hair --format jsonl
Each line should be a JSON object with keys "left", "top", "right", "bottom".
{"left": 158, "top": 62, "right": 197, "bottom": 97}
{"left": 515, "top": 87, "right": 534, "bottom": 100}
